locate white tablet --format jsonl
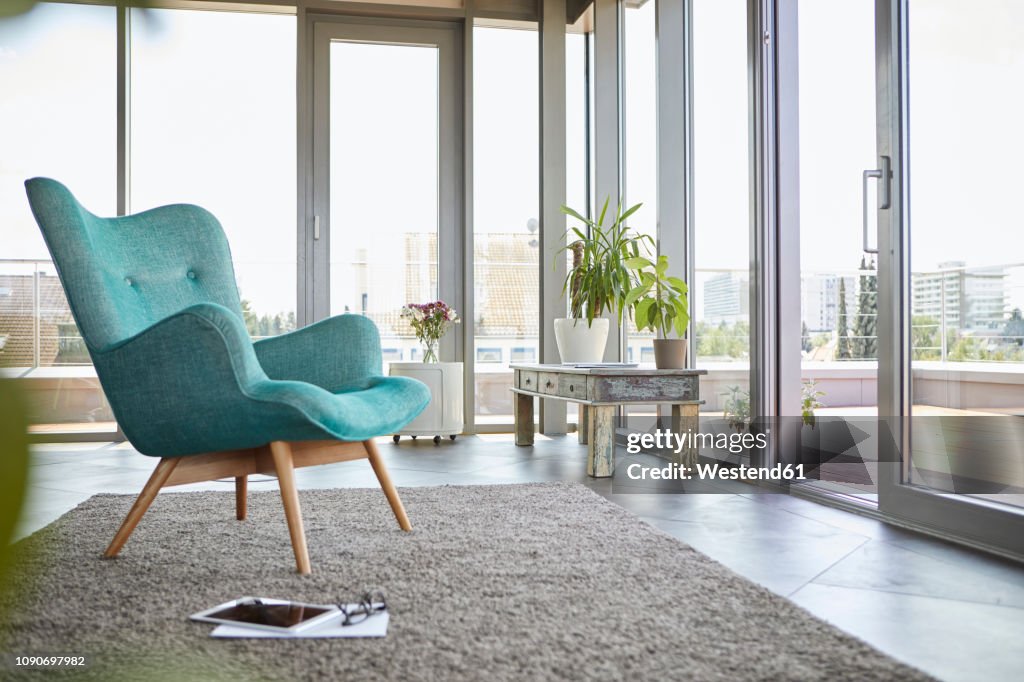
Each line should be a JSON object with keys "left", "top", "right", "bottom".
{"left": 190, "top": 597, "right": 341, "bottom": 634}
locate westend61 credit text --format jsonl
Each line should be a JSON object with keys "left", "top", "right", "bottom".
{"left": 625, "top": 461, "right": 807, "bottom": 482}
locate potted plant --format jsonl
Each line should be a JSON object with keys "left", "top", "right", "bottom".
{"left": 721, "top": 385, "right": 751, "bottom": 432}
{"left": 556, "top": 198, "right": 653, "bottom": 363}
{"left": 801, "top": 379, "right": 825, "bottom": 428}
{"left": 624, "top": 254, "right": 690, "bottom": 368}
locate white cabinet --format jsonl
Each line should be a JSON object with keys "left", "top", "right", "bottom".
{"left": 388, "top": 362, "right": 464, "bottom": 443}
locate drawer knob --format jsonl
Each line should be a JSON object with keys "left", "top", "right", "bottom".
{"left": 546, "top": 381, "right": 553, "bottom": 388}
{"left": 525, "top": 378, "right": 532, "bottom": 385}
{"left": 569, "top": 384, "right": 574, "bottom": 392}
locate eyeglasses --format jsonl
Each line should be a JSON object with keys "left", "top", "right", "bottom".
{"left": 334, "top": 590, "right": 387, "bottom": 626}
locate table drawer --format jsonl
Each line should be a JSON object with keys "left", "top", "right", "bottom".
{"left": 538, "top": 372, "right": 561, "bottom": 395}
{"left": 557, "top": 374, "right": 588, "bottom": 400}
{"left": 518, "top": 370, "right": 540, "bottom": 392}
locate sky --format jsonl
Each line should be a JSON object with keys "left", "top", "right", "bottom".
{"left": 1, "top": 0, "right": 1022, "bottom": 319}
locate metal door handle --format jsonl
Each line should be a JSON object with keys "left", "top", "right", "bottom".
{"left": 314, "top": 215, "right": 321, "bottom": 240}
{"left": 862, "top": 156, "right": 891, "bottom": 254}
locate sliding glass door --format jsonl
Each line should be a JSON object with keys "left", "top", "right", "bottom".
{"left": 311, "top": 18, "right": 463, "bottom": 371}
{"left": 874, "top": 0, "right": 1024, "bottom": 557}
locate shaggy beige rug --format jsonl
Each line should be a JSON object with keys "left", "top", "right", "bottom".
{"left": 0, "top": 482, "right": 930, "bottom": 681}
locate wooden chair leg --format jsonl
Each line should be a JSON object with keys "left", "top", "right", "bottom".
{"left": 364, "top": 439, "right": 412, "bottom": 531}
{"left": 104, "top": 457, "right": 179, "bottom": 558}
{"left": 235, "top": 475, "right": 247, "bottom": 520}
{"left": 268, "top": 441, "right": 311, "bottom": 575}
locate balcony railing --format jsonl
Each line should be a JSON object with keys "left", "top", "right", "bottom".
{"left": 5, "top": 259, "right": 1024, "bottom": 426}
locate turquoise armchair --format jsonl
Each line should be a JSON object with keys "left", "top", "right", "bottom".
{"left": 25, "top": 178, "right": 431, "bottom": 574}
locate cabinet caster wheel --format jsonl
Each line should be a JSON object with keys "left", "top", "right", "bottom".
{"left": 433, "top": 435, "right": 441, "bottom": 444}
{"left": 393, "top": 434, "right": 400, "bottom": 444}
{"left": 450, "top": 435, "right": 457, "bottom": 441}
{"left": 412, "top": 435, "right": 417, "bottom": 440}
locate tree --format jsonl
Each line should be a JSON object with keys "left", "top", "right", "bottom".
{"left": 1004, "top": 308, "right": 1024, "bottom": 347}
{"left": 696, "top": 320, "right": 750, "bottom": 360}
{"left": 241, "top": 299, "right": 259, "bottom": 337}
{"left": 912, "top": 315, "right": 941, "bottom": 360}
{"left": 836, "top": 279, "right": 852, "bottom": 360}
{"left": 852, "top": 256, "right": 877, "bottom": 359}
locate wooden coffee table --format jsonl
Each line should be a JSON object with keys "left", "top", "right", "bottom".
{"left": 510, "top": 363, "right": 706, "bottom": 477}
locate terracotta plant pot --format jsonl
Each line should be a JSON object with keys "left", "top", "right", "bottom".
{"left": 653, "top": 339, "right": 687, "bottom": 369}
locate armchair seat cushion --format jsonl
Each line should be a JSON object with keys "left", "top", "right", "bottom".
{"left": 251, "top": 375, "right": 431, "bottom": 445}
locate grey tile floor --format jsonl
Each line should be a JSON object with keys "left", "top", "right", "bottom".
{"left": 17, "top": 434, "right": 1024, "bottom": 682}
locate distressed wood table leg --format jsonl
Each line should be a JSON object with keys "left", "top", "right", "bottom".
{"left": 577, "top": 404, "right": 589, "bottom": 444}
{"left": 587, "top": 406, "right": 616, "bottom": 477}
{"left": 672, "top": 403, "right": 701, "bottom": 468}
{"left": 515, "top": 393, "right": 535, "bottom": 446}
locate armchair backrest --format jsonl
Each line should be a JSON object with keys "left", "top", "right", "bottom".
{"left": 24, "top": 178, "right": 244, "bottom": 351}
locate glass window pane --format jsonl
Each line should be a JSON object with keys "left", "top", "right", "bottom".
{"left": 908, "top": 0, "right": 1024, "bottom": 509}
{"left": 0, "top": 3, "right": 117, "bottom": 433}
{"left": 693, "top": 0, "right": 751, "bottom": 413}
{"left": 796, "top": 0, "right": 878, "bottom": 501}
{"left": 328, "top": 41, "right": 439, "bottom": 370}
{"left": 566, "top": 31, "right": 588, "bottom": 222}
{"left": 798, "top": 0, "right": 877, "bottom": 397}
{"left": 565, "top": 28, "right": 590, "bottom": 427}
{"left": 624, "top": 0, "right": 657, "bottom": 374}
{"left": 131, "top": 9, "right": 297, "bottom": 340}
{"left": 473, "top": 25, "right": 539, "bottom": 424}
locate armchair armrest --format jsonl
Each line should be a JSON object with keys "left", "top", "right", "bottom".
{"left": 92, "top": 302, "right": 269, "bottom": 456}
{"left": 253, "top": 314, "right": 383, "bottom": 393}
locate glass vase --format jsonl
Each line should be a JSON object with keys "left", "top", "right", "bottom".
{"left": 422, "top": 340, "right": 439, "bottom": 363}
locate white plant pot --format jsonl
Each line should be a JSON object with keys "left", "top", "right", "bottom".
{"left": 388, "top": 362, "right": 464, "bottom": 442}
{"left": 554, "top": 318, "right": 610, "bottom": 363}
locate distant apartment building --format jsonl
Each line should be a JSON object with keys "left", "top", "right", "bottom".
{"left": 801, "top": 274, "right": 856, "bottom": 334}
{"left": 912, "top": 261, "right": 1007, "bottom": 331}
{"left": 703, "top": 272, "right": 749, "bottom": 325}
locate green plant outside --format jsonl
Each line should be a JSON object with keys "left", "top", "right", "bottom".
{"left": 560, "top": 198, "right": 654, "bottom": 327}
{"left": 801, "top": 379, "right": 826, "bottom": 427}
{"left": 722, "top": 385, "right": 751, "bottom": 431}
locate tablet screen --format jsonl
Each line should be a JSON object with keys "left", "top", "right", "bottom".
{"left": 206, "top": 601, "right": 332, "bottom": 629}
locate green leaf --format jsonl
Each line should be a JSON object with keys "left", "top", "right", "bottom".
{"left": 597, "top": 196, "right": 610, "bottom": 227}
{"left": 561, "top": 205, "right": 591, "bottom": 226}
{"left": 624, "top": 256, "right": 652, "bottom": 270}
{"left": 666, "top": 276, "right": 688, "bottom": 293}
{"left": 0, "top": 1, "right": 40, "bottom": 19}
{"left": 673, "top": 300, "right": 690, "bottom": 336}
{"left": 646, "top": 301, "right": 659, "bottom": 329}
{"left": 618, "top": 202, "right": 643, "bottom": 224}
{"left": 624, "top": 283, "right": 652, "bottom": 309}
{"left": 674, "top": 315, "right": 688, "bottom": 338}
{"left": 656, "top": 255, "right": 669, "bottom": 275}
{"left": 633, "top": 298, "right": 652, "bottom": 330}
